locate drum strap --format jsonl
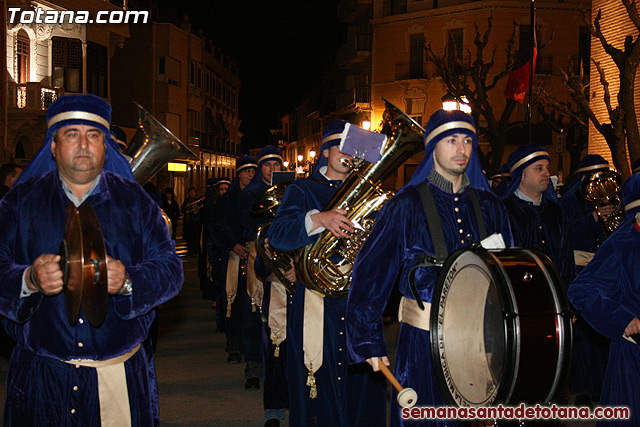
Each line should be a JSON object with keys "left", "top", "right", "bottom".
{"left": 408, "top": 182, "right": 487, "bottom": 310}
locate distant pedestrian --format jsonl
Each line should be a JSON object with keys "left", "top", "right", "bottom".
{"left": 163, "top": 188, "right": 180, "bottom": 240}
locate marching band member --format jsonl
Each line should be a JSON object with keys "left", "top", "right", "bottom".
{"left": 209, "top": 156, "right": 257, "bottom": 363}
{"left": 560, "top": 154, "right": 612, "bottom": 404}
{"left": 501, "top": 144, "right": 575, "bottom": 282}
{"left": 346, "top": 109, "right": 512, "bottom": 426}
{"left": 269, "top": 121, "right": 387, "bottom": 426}
{"left": 568, "top": 173, "right": 640, "bottom": 426}
{"left": 0, "top": 94, "right": 183, "bottom": 425}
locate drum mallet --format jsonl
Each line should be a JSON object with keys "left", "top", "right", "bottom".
{"left": 377, "top": 358, "right": 418, "bottom": 408}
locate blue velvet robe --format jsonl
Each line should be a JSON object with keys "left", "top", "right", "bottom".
{"left": 568, "top": 221, "right": 640, "bottom": 426}
{"left": 502, "top": 193, "right": 575, "bottom": 283}
{"left": 347, "top": 181, "right": 512, "bottom": 427}
{"left": 0, "top": 170, "right": 183, "bottom": 426}
{"left": 268, "top": 169, "right": 387, "bottom": 427}
{"left": 209, "top": 181, "right": 247, "bottom": 353}
{"left": 560, "top": 186, "right": 610, "bottom": 398}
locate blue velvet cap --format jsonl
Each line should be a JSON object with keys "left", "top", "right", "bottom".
{"left": 248, "top": 145, "right": 283, "bottom": 186}
{"left": 236, "top": 155, "right": 258, "bottom": 173}
{"left": 316, "top": 120, "right": 348, "bottom": 171}
{"left": 17, "top": 94, "right": 134, "bottom": 184}
{"left": 405, "top": 109, "right": 488, "bottom": 190}
{"left": 564, "top": 154, "right": 610, "bottom": 197}
{"left": 503, "top": 144, "right": 555, "bottom": 201}
{"left": 110, "top": 125, "right": 128, "bottom": 150}
{"left": 217, "top": 176, "right": 231, "bottom": 186}
{"left": 623, "top": 173, "right": 640, "bottom": 221}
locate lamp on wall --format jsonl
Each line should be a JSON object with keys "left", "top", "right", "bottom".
{"left": 362, "top": 120, "right": 371, "bottom": 130}
{"left": 442, "top": 92, "right": 472, "bottom": 113}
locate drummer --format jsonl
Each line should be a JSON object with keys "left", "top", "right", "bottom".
{"left": 346, "top": 108, "right": 512, "bottom": 426}
{"left": 501, "top": 144, "right": 575, "bottom": 283}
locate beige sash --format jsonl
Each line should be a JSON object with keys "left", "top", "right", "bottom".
{"left": 226, "top": 251, "right": 240, "bottom": 317}
{"left": 398, "top": 296, "right": 432, "bottom": 331}
{"left": 303, "top": 288, "right": 324, "bottom": 399}
{"left": 574, "top": 250, "right": 595, "bottom": 267}
{"left": 246, "top": 242, "right": 264, "bottom": 312}
{"left": 64, "top": 343, "right": 140, "bottom": 427}
{"left": 267, "top": 274, "right": 288, "bottom": 357}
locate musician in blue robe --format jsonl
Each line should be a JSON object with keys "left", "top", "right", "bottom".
{"left": 346, "top": 109, "right": 513, "bottom": 427}
{"left": 0, "top": 94, "right": 183, "bottom": 426}
{"left": 568, "top": 173, "right": 640, "bottom": 426}
{"left": 232, "top": 146, "right": 284, "bottom": 396}
{"left": 269, "top": 121, "right": 387, "bottom": 426}
{"left": 208, "top": 156, "right": 257, "bottom": 361}
{"left": 501, "top": 144, "right": 574, "bottom": 283}
{"left": 560, "top": 154, "right": 612, "bottom": 402}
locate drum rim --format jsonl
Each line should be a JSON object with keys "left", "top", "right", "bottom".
{"left": 429, "top": 246, "right": 520, "bottom": 407}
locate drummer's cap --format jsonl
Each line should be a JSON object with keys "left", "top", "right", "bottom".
{"left": 403, "top": 109, "right": 488, "bottom": 190}
{"left": 623, "top": 173, "right": 640, "bottom": 220}
{"left": 488, "top": 170, "right": 502, "bottom": 181}
{"left": 15, "top": 94, "right": 133, "bottom": 184}
{"left": 236, "top": 155, "right": 258, "bottom": 173}
{"left": 423, "top": 109, "right": 477, "bottom": 147}
{"left": 216, "top": 177, "right": 232, "bottom": 186}
{"left": 504, "top": 144, "right": 555, "bottom": 202}
{"left": 248, "top": 145, "right": 283, "bottom": 186}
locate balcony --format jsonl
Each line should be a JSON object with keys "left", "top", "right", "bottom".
{"left": 12, "top": 82, "right": 62, "bottom": 112}
{"left": 336, "top": 86, "right": 371, "bottom": 113}
{"left": 337, "top": 0, "right": 372, "bottom": 22}
{"left": 395, "top": 61, "right": 429, "bottom": 81}
{"left": 337, "top": 34, "right": 371, "bottom": 68}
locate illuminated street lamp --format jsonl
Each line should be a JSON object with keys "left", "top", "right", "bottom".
{"left": 283, "top": 160, "right": 289, "bottom": 168}
{"left": 297, "top": 154, "right": 303, "bottom": 163}
{"left": 442, "top": 92, "right": 472, "bottom": 113}
{"left": 362, "top": 120, "right": 371, "bottom": 130}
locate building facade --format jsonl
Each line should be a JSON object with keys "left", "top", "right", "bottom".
{"left": 3, "top": 0, "right": 130, "bottom": 165}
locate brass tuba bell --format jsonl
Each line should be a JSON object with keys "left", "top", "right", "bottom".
{"left": 124, "top": 103, "right": 199, "bottom": 185}
{"left": 252, "top": 182, "right": 297, "bottom": 293}
{"left": 580, "top": 168, "right": 625, "bottom": 237}
{"left": 295, "top": 98, "right": 425, "bottom": 297}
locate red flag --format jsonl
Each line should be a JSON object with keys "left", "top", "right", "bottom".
{"left": 504, "top": 12, "right": 537, "bottom": 103}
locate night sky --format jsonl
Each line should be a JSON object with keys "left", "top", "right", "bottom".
{"left": 156, "top": 0, "right": 344, "bottom": 150}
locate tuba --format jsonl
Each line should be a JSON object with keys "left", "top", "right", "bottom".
{"left": 581, "top": 168, "right": 625, "bottom": 237}
{"left": 252, "top": 182, "right": 296, "bottom": 293}
{"left": 125, "top": 103, "right": 199, "bottom": 185}
{"left": 296, "top": 98, "right": 425, "bottom": 297}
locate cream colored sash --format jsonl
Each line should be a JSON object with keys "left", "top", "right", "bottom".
{"left": 398, "top": 296, "right": 432, "bottom": 331}
{"left": 267, "top": 274, "right": 288, "bottom": 357}
{"left": 574, "top": 250, "right": 595, "bottom": 267}
{"left": 64, "top": 343, "right": 140, "bottom": 427}
{"left": 226, "top": 251, "right": 240, "bottom": 317}
{"left": 303, "top": 288, "right": 324, "bottom": 399}
{"left": 246, "top": 242, "right": 264, "bottom": 312}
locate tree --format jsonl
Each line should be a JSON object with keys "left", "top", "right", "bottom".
{"left": 425, "top": 15, "right": 522, "bottom": 170}
{"left": 565, "top": 1, "right": 640, "bottom": 178}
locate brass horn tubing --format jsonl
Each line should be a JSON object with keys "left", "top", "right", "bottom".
{"left": 255, "top": 224, "right": 296, "bottom": 293}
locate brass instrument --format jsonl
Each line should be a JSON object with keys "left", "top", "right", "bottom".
{"left": 124, "top": 103, "right": 199, "bottom": 233}
{"left": 185, "top": 195, "right": 206, "bottom": 215}
{"left": 252, "top": 182, "right": 296, "bottom": 292}
{"left": 296, "top": 98, "right": 425, "bottom": 297}
{"left": 581, "top": 168, "right": 625, "bottom": 237}
{"left": 124, "top": 103, "right": 199, "bottom": 185}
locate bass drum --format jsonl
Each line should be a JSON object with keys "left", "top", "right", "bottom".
{"left": 430, "top": 247, "right": 572, "bottom": 407}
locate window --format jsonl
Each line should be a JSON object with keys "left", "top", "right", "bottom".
{"left": 159, "top": 56, "right": 180, "bottom": 86}
{"left": 87, "top": 42, "right": 107, "bottom": 97}
{"left": 383, "top": 0, "right": 407, "bottom": 16}
{"left": 409, "top": 34, "right": 425, "bottom": 78}
{"left": 52, "top": 37, "right": 82, "bottom": 92}
{"left": 16, "top": 30, "right": 30, "bottom": 83}
{"left": 447, "top": 28, "right": 463, "bottom": 61}
{"left": 158, "top": 57, "right": 165, "bottom": 75}
{"left": 406, "top": 98, "right": 425, "bottom": 124}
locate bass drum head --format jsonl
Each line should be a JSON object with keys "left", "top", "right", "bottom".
{"left": 430, "top": 248, "right": 517, "bottom": 407}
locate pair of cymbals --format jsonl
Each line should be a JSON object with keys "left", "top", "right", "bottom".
{"left": 59, "top": 203, "right": 108, "bottom": 327}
